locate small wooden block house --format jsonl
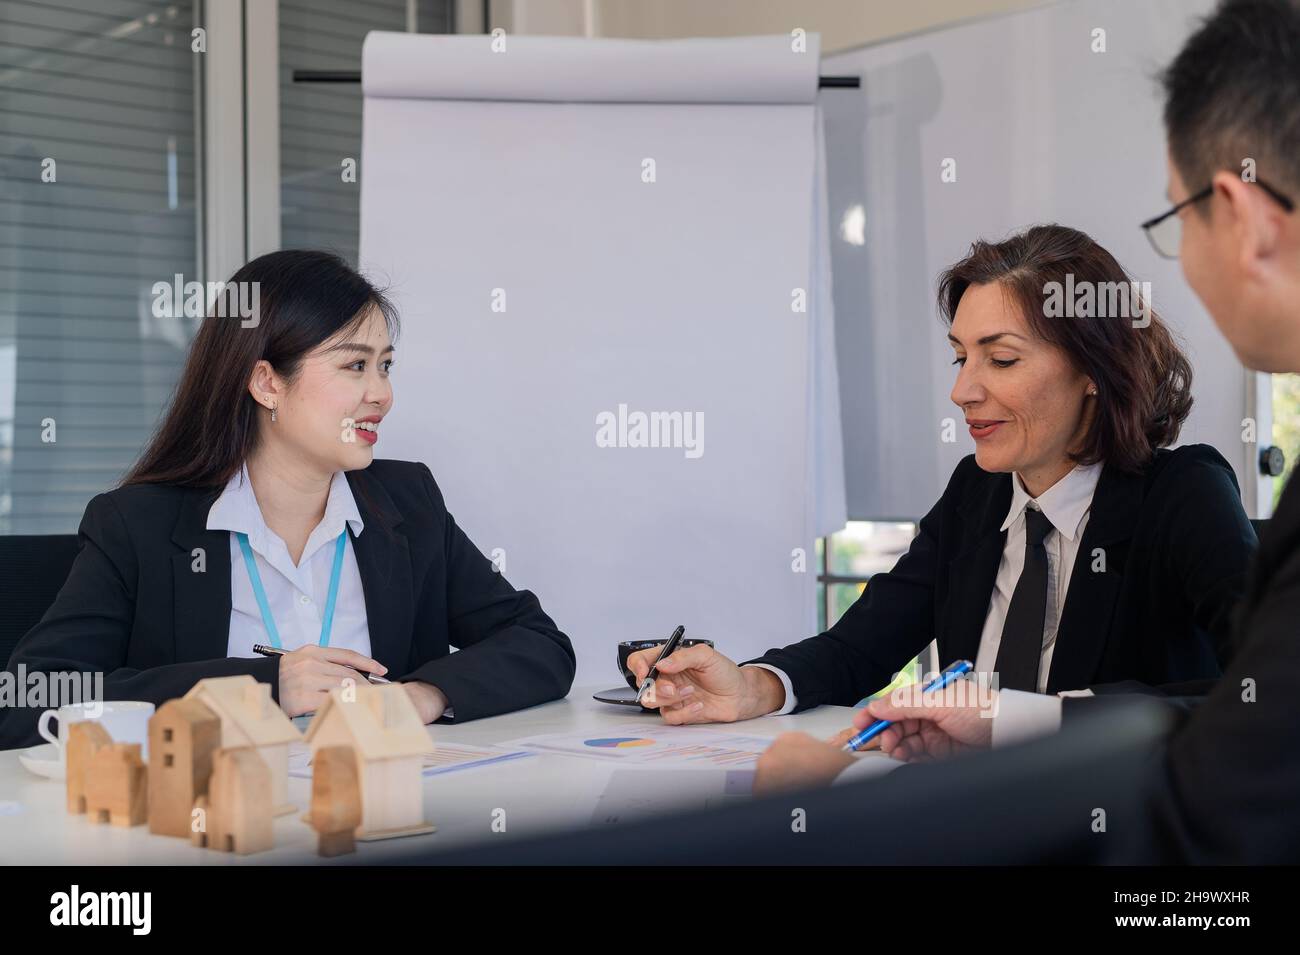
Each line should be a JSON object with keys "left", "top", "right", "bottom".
{"left": 183, "top": 675, "right": 301, "bottom": 815}
{"left": 308, "top": 745, "right": 362, "bottom": 857}
{"left": 148, "top": 698, "right": 222, "bottom": 837}
{"left": 191, "top": 747, "right": 273, "bottom": 855}
{"left": 303, "top": 684, "right": 435, "bottom": 841}
{"left": 66, "top": 721, "right": 113, "bottom": 814}
{"left": 85, "top": 743, "right": 148, "bottom": 827}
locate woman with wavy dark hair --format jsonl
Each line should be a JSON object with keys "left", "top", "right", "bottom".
{"left": 0, "top": 250, "right": 575, "bottom": 749}
{"left": 626, "top": 224, "right": 1257, "bottom": 790}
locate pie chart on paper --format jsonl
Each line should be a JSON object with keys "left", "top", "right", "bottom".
{"left": 584, "top": 737, "right": 655, "bottom": 749}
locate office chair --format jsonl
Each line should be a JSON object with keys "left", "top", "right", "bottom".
{"left": 0, "top": 535, "right": 79, "bottom": 667}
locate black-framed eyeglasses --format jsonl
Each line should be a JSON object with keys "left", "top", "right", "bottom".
{"left": 1141, "top": 177, "right": 1296, "bottom": 259}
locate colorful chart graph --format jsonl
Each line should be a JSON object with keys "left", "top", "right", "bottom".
{"left": 509, "top": 724, "right": 773, "bottom": 767}
{"left": 584, "top": 737, "right": 655, "bottom": 749}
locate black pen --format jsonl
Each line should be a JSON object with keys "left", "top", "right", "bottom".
{"left": 251, "top": 643, "right": 391, "bottom": 684}
{"left": 635, "top": 625, "right": 686, "bottom": 705}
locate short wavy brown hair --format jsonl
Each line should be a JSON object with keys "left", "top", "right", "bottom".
{"left": 937, "top": 224, "right": 1193, "bottom": 473}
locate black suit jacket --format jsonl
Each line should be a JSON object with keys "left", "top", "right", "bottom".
{"left": 1070, "top": 462, "right": 1300, "bottom": 864}
{"left": 748, "top": 445, "right": 1256, "bottom": 709}
{"left": 0, "top": 459, "right": 575, "bottom": 750}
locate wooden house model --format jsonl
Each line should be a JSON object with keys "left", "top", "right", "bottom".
{"left": 308, "top": 744, "right": 362, "bottom": 857}
{"left": 303, "top": 684, "right": 435, "bottom": 841}
{"left": 84, "top": 743, "right": 148, "bottom": 827}
{"left": 183, "top": 675, "right": 300, "bottom": 814}
{"left": 191, "top": 747, "right": 273, "bottom": 855}
{"left": 66, "top": 720, "right": 113, "bottom": 814}
{"left": 147, "top": 697, "right": 222, "bottom": 837}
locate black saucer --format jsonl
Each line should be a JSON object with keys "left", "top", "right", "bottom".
{"left": 592, "top": 685, "right": 654, "bottom": 710}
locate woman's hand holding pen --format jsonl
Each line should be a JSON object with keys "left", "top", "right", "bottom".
{"left": 277, "top": 645, "right": 389, "bottom": 717}
{"left": 627, "top": 644, "right": 786, "bottom": 724}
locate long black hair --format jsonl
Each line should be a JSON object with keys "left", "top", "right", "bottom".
{"left": 124, "top": 250, "right": 399, "bottom": 488}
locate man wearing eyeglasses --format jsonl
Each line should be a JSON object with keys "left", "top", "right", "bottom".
{"left": 844, "top": 0, "right": 1300, "bottom": 863}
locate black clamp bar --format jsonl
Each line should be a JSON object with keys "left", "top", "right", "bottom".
{"left": 292, "top": 69, "right": 860, "bottom": 87}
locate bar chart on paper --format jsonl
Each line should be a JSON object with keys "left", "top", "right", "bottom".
{"left": 503, "top": 723, "right": 775, "bottom": 768}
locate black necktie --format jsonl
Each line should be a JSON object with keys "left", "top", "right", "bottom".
{"left": 995, "top": 507, "right": 1054, "bottom": 692}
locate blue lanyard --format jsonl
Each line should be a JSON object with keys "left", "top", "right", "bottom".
{"left": 235, "top": 530, "right": 348, "bottom": 649}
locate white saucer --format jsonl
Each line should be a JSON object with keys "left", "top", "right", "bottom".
{"left": 17, "top": 743, "right": 64, "bottom": 781}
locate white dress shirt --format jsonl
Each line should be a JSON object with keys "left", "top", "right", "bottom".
{"left": 752, "top": 462, "right": 1103, "bottom": 720}
{"left": 973, "top": 460, "right": 1102, "bottom": 693}
{"left": 209, "top": 464, "right": 372, "bottom": 659}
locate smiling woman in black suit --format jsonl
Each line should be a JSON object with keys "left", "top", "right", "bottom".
{"left": 0, "top": 250, "right": 575, "bottom": 750}
{"left": 628, "top": 225, "right": 1257, "bottom": 780}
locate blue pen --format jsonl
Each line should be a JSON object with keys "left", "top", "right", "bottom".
{"left": 841, "top": 659, "right": 975, "bottom": 752}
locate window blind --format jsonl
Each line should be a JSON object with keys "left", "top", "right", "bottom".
{"left": 0, "top": 0, "right": 200, "bottom": 533}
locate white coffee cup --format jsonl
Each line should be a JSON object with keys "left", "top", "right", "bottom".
{"left": 36, "top": 700, "right": 155, "bottom": 765}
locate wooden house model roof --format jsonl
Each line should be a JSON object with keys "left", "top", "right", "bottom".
{"left": 155, "top": 697, "right": 218, "bottom": 726}
{"left": 183, "top": 675, "right": 301, "bottom": 746}
{"left": 303, "top": 683, "right": 434, "bottom": 760}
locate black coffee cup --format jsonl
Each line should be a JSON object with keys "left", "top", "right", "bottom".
{"left": 618, "top": 638, "right": 715, "bottom": 689}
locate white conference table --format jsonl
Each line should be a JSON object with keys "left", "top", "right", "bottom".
{"left": 0, "top": 686, "right": 879, "bottom": 864}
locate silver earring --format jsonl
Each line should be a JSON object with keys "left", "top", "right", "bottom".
{"left": 270, "top": 404, "right": 277, "bottom": 422}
